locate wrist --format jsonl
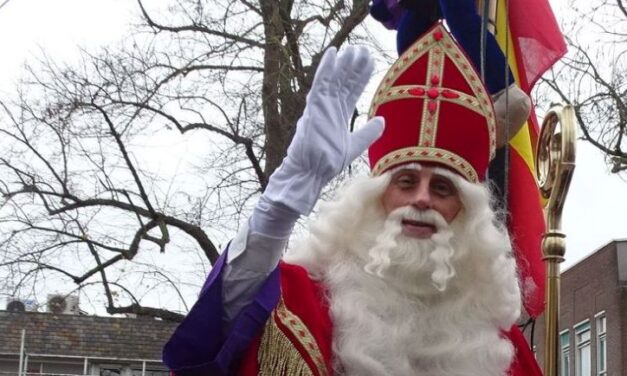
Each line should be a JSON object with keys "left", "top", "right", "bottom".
{"left": 251, "top": 195, "right": 300, "bottom": 238}
{"left": 263, "top": 161, "right": 328, "bottom": 215}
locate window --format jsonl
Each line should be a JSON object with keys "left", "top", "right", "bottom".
{"left": 145, "top": 371, "right": 169, "bottom": 376}
{"left": 100, "top": 368, "right": 121, "bottom": 376}
{"left": 596, "top": 313, "right": 607, "bottom": 375}
{"left": 560, "top": 330, "right": 571, "bottom": 376}
{"left": 100, "top": 368, "right": 122, "bottom": 376}
{"left": 132, "top": 369, "right": 169, "bottom": 376}
{"left": 575, "top": 321, "right": 591, "bottom": 376}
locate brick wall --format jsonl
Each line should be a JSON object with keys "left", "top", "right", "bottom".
{"left": 533, "top": 240, "right": 626, "bottom": 375}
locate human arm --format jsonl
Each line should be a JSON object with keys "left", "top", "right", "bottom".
{"left": 222, "top": 44, "right": 385, "bottom": 324}
{"left": 163, "top": 46, "right": 384, "bottom": 375}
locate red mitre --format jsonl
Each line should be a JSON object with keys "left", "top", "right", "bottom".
{"left": 368, "top": 23, "right": 496, "bottom": 182}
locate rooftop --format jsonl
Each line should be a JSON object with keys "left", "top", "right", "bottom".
{"left": 0, "top": 311, "right": 178, "bottom": 360}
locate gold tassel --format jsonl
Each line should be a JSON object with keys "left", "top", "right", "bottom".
{"left": 258, "top": 313, "right": 314, "bottom": 376}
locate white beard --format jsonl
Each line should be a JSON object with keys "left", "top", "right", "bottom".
{"left": 285, "top": 174, "right": 522, "bottom": 376}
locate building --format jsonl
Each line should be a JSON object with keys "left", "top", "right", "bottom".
{"left": 533, "top": 239, "right": 627, "bottom": 376}
{"left": 0, "top": 309, "right": 177, "bottom": 376}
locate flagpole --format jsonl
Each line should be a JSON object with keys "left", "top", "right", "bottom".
{"left": 477, "top": 0, "right": 491, "bottom": 82}
{"left": 536, "top": 104, "right": 576, "bottom": 376}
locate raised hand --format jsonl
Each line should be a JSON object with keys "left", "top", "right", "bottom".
{"left": 263, "top": 46, "right": 385, "bottom": 215}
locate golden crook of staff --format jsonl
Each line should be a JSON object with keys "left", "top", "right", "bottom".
{"left": 535, "top": 104, "right": 577, "bottom": 376}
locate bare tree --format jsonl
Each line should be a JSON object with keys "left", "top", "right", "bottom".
{"left": 539, "top": 0, "right": 626, "bottom": 173}
{"left": 0, "top": 0, "right": 377, "bottom": 321}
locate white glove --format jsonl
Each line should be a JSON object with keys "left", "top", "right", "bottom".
{"left": 263, "top": 46, "right": 385, "bottom": 215}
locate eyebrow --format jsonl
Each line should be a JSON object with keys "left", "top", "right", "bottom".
{"left": 432, "top": 174, "right": 454, "bottom": 182}
{"left": 393, "top": 169, "right": 419, "bottom": 176}
{"left": 432, "top": 167, "right": 462, "bottom": 186}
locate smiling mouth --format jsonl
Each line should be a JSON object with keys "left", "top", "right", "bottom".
{"left": 402, "top": 219, "right": 436, "bottom": 230}
{"left": 401, "top": 219, "right": 437, "bottom": 238}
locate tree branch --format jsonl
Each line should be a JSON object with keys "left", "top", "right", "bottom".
{"left": 137, "top": 0, "right": 265, "bottom": 48}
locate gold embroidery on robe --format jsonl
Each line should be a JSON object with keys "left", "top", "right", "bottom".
{"left": 258, "top": 297, "right": 328, "bottom": 376}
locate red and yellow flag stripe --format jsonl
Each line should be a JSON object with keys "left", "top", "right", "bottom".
{"left": 493, "top": 0, "right": 566, "bottom": 317}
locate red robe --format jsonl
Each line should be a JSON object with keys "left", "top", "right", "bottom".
{"left": 237, "top": 262, "right": 543, "bottom": 376}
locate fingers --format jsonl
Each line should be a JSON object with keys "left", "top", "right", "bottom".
{"left": 341, "top": 46, "right": 375, "bottom": 111}
{"left": 310, "top": 46, "right": 374, "bottom": 102}
{"left": 310, "top": 47, "right": 338, "bottom": 94}
{"left": 334, "top": 46, "right": 358, "bottom": 95}
{"left": 346, "top": 116, "right": 385, "bottom": 163}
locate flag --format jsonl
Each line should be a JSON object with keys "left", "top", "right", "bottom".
{"left": 493, "top": 0, "right": 567, "bottom": 317}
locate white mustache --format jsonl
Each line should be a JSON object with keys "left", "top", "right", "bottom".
{"left": 386, "top": 206, "right": 449, "bottom": 231}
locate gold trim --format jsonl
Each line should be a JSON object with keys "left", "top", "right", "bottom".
{"left": 367, "top": 23, "right": 496, "bottom": 159}
{"left": 372, "top": 146, "right": 479, "bottom": 182}
{"left": 368, "top": 26, "right": 438, "bottom": 118}
{"left": 371, "top": 86, "right": 490, "bottom": 118}
{"left": 440, "top": 34, "right": 497, "bottom": 157}
{"left": 418, "top": 45, "right": 446, "bottom": 148}
{"left": 258, "top": 298, "right": 328, "bottom": 376}
{"left": 259, "top": 316, "right": 313, "bottom": 376}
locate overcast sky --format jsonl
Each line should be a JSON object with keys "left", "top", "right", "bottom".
{"left": 0, "top": 0, "right": 625, "bottom": 277}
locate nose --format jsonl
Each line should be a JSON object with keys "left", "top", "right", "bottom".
{"left": 410, "top": 180, "right": 432, "bottom": 210}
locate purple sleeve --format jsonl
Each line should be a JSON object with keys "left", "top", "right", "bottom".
{"left": 369, "top": 0, "right": 403, "bottom": 30}
{"left": 162, "top": 249, "right": 281, "bottom": 376}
